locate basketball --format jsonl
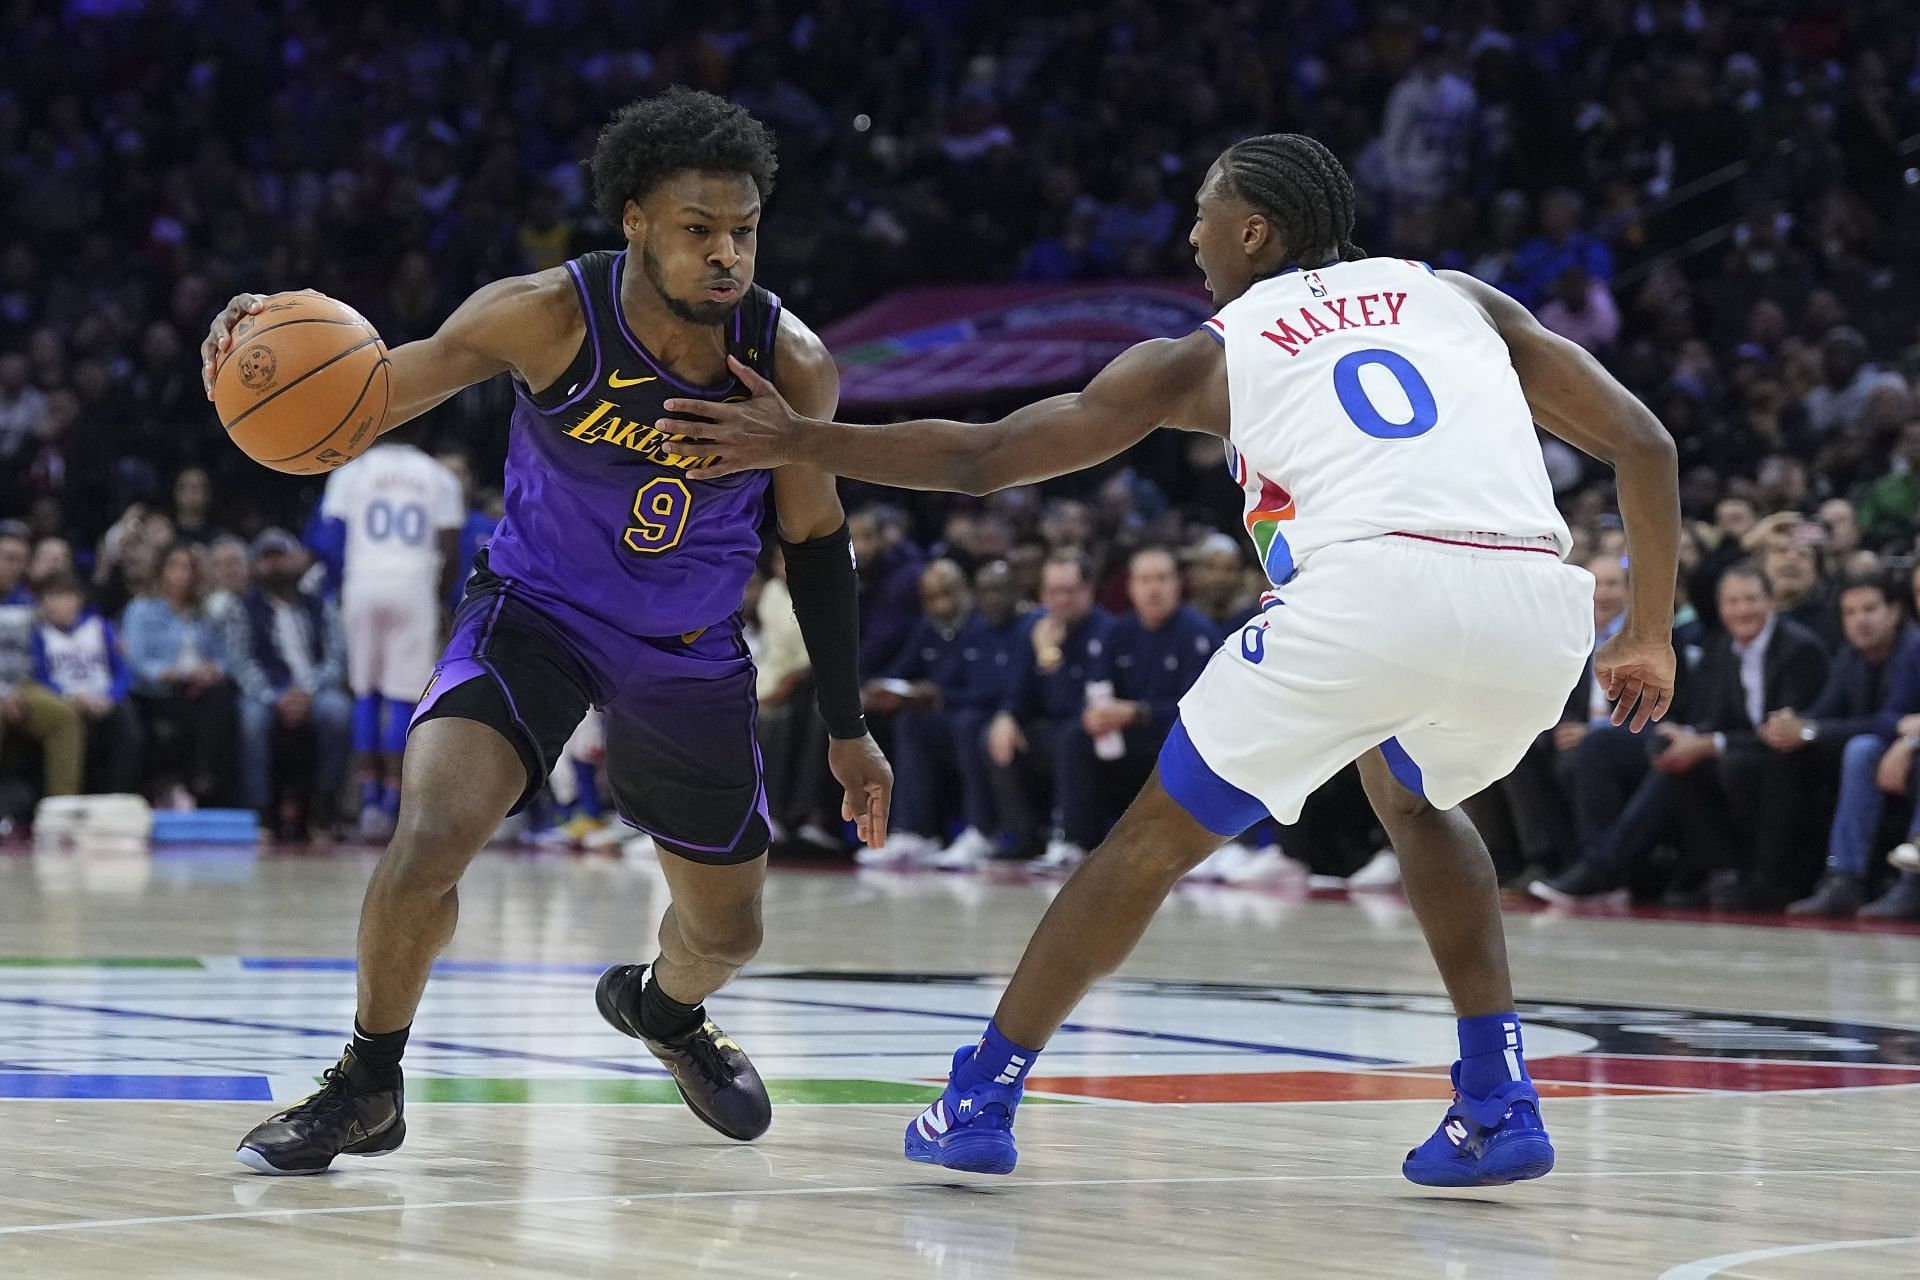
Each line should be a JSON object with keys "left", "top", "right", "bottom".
{"left": 212, "top": 292, "right": 391, "bottom": 475}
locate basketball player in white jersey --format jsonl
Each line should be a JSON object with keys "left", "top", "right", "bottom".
{"left": 676, "top": 134, "right": 1679, "bottom": 1187}
{"left": 319, "top": 434, "right": 465, "bottom": 839}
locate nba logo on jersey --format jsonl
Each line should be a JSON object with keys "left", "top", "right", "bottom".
{"left": 1304, "top": 271, "right": 1328, "bottom": 298}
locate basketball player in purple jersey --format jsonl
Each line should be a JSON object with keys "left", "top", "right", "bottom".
{"left": 199, "top": 89, "right": 893, "bottom": 1174}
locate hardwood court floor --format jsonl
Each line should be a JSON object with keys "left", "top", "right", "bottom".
{"left": 3, "top": 843, "right": 1918, "bottom": 1278}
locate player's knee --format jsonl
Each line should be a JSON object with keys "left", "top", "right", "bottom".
{"left": 677, "top": 911, "right": 763, "bottom": 970}
{"left": 1094, "top": 822, "right": 1209, "bottom": 882}
{"left": 382, "top": 809, "right": 485, "bottom": 893}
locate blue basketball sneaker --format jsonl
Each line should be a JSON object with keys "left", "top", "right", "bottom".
{"left": 1402, "top": 1065, "right": 1555, "bottom": 1187}
{"left": 904, "top": 1044, "right": 1021, "bottom": 1175}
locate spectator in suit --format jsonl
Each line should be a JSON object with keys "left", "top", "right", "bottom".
{"left": 1762, "top": 530, "right": 1838, "bottom": 648}
{"left": 1789, "top": 579, "right": 1920, "bottom": 921}
{"left": 1537, "top": 562, "right": 1829, "bottom": 909}
{"left": 225, "top": 529, "right": 350, "bottom": 839}
{"left": 986, "top": 549, "right": 1113, "bottom": 866}
{"left": 852, "top": 506, "right": 926, "bottom": 680}
{"left": 32, "top": 573, "right": 140, "bottom": 793}
{"left": 1051, "top": 546, "right": 1220, "bottom": 864}
{"left": 861, "top": 559, "right": 1001, "bottom": 866}
{"left": 122, "top": 543, "right": 237, "bottom": 808}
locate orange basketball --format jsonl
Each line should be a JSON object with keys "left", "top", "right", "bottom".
{"left": 213, "top": 292, "right": 391, "bottom": 475}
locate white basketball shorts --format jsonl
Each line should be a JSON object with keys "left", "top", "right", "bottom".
{"left": 1163, "top": 532, "right": 1595, "bottom": 829}
{"left": 344, "top": 586, "right": 441, "bottom": 703}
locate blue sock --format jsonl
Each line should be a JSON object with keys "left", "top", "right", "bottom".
{"left": 359, "top": 777, "right": 381, "bottom": 812}
{"left": 352, "top": 694, "right": 381, "bottom": 755}
{"left": 956, "top": 1020, "right": 1041, "bottom": 1091}
{"left": 1456, "top": 1012, "right": 1530, "bottom": 1098}
{"left": 380, "top": 783, "right": 401, "bottom": 817}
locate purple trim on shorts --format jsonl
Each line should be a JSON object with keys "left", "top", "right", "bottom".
{"left": 517, "top": 260, "right": 604, "bottom": 417}
{"left": 408, "top": 588, "right": 543, "bottom": 775}
{"left": 610, "top": 250, "right": 739, "bottom": 396}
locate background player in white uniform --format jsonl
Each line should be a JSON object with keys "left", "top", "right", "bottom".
{"left": 318, "top": 434, "right": 464, "bottom": 839}
{"left": 679, "top": 133, "right": 1680, "bottom": 1187}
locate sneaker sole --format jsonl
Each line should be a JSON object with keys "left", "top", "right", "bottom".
{"left": 233, "top": 1119, "right": 407, "bottom": 1176}
{"left": 1403, "top": 1136, "right": 1555, "bottom": 1188}
{"left": 906, "top": 1131, "right": 1018, "bottom": 1175}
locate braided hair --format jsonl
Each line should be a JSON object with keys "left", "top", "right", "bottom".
{"left": 1215, "top": 134, "right": 1364, "bottom": 269}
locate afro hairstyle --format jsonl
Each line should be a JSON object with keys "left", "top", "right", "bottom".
{"left": 590, "top": 87, "right": 779, "bottom": 226}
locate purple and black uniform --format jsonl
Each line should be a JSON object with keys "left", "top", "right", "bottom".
{"left": 413, "top": 248, "right": 783, "bottom": 863}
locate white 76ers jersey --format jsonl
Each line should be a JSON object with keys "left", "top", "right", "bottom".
{"left": 1203, "top": 257, "right": 1570, "bottom": 584}
{"left": 319, "top": 443, "right": 464, "bottom": 596}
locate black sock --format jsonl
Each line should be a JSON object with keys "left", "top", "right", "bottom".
{"left": 351, "top": 1019, "right": 410, "bottom": 1089}
{"left": 638, "top": 969, "right": 704, "bottom": 1041}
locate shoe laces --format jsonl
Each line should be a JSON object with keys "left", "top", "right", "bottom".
{"left": 278, "top": 1063, "right": 355, "bottom": 1123}
{"left": 678, "top": 1030, "right": 736, "bottom": 1090}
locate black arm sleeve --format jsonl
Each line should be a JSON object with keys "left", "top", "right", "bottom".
{"left": 780, "top": 521, "right": 867, "bottom": 739}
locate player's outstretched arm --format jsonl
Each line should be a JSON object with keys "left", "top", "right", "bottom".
{"left": 199, "top": 273, "right": 580, "bottom": 433}
{"left": 1442, "top": 269, "right": 1680, "bottom": 730}
{"left": 673, "top": 331, "right": 1228, "bottom": 495}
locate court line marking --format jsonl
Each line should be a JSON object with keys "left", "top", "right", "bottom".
{"left": 3, "top": 1168, "right": 1916, "bottom": 1238}
{"left": 1658, "top": 1235, "right": 1920, "bottom": 1278}
{"left": 0, "top": 995, "right": 669, "bottom": 1079}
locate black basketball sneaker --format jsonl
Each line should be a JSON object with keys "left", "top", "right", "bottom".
{"left": 595, "top": 964, "right": 771, "bottom": 1141}
{"left": 234, "top": 1045, "right": 405, "bottom": 1175}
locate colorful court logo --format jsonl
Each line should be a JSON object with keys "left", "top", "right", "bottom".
{"left": 3, "top": 962, "right": 1917, "bottom": 1104}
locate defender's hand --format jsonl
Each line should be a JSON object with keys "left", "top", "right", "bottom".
{"left": 828, "top": 732, "right": 893, "bottom": 850}
{"left": 672, "top": 356, "right": 809, "bottom": 479}
{"left": 1594, "top": 630, "right": 1676, "bottom": 732}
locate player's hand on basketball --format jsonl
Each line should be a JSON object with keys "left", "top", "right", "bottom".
{"left": 201, "top": 288, "right": 326, "bottom": 397}
{"left": 827, "top": 733, "right": 893, "bottom": 850}
{"left": 674, "top": 356, "right": 806, "bottom": 479}
{"left": 1593, "top": 630, "right": 1676, "bottom": 733}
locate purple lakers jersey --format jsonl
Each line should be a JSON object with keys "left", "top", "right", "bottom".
{"left": 485, "top": 249, "right": 781, "bottom": 637}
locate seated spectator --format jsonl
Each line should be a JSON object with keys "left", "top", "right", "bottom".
{"left": 986, "top": 549, "right": 1113, "bottom": 864}
{"left": 122, "top": 543, "right": 237, "bottom": 808}
{"left": 852, "top": 506, "right": 925, "bottom": 679}
{"left": 168, "top": 466, "right": 218, "bottom": 547}
{"left": 1539, "top": 562, "right": 1829, "bottom": 909}
{"left": 1053, "top": 546, "right": 1219, "bottom": 863}
{"left": 0, "top": 526, "right": 81, "bottom": 801}
{"left": 861, "top": 559, "right": 1002, "bottom": 866}
{"left": 1503, "top": 189, "right": 1614, "bottom": 309}
{"left": 1803, "top": 327, "right": 1908, "bottom": 436}
{"left": 27, "top": 535, "right": 73, "bottom": 590}
{"left": 1762, "top": 531, "right": 1838, "bottom": 648}
{"left": 1786, "top": 577, "right": 1920, "bottom": 920}
{"left": 31, "top": 573, "right": 140, "bottom": 794}
{"left": 1536, "top": 265, "right": 1621, "bottom": 352}
{"left": 225, "top": 529, "right": 351, "bottom": 840}
{"left": 1852, "top": 419, "right": 1920, "bottom": 549}
{"left": 1816, "top": 498, "right": 1861, "bottom": 574}
{"left": 204, "top": 533, "right": 251, "bottom": 621}
{"left": 1183, "top": 532, "right": 1259, "bottom": 630}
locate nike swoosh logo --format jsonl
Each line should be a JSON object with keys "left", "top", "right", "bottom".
{"left": 607, "top": 371, "right": 658, "bottom": 388}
